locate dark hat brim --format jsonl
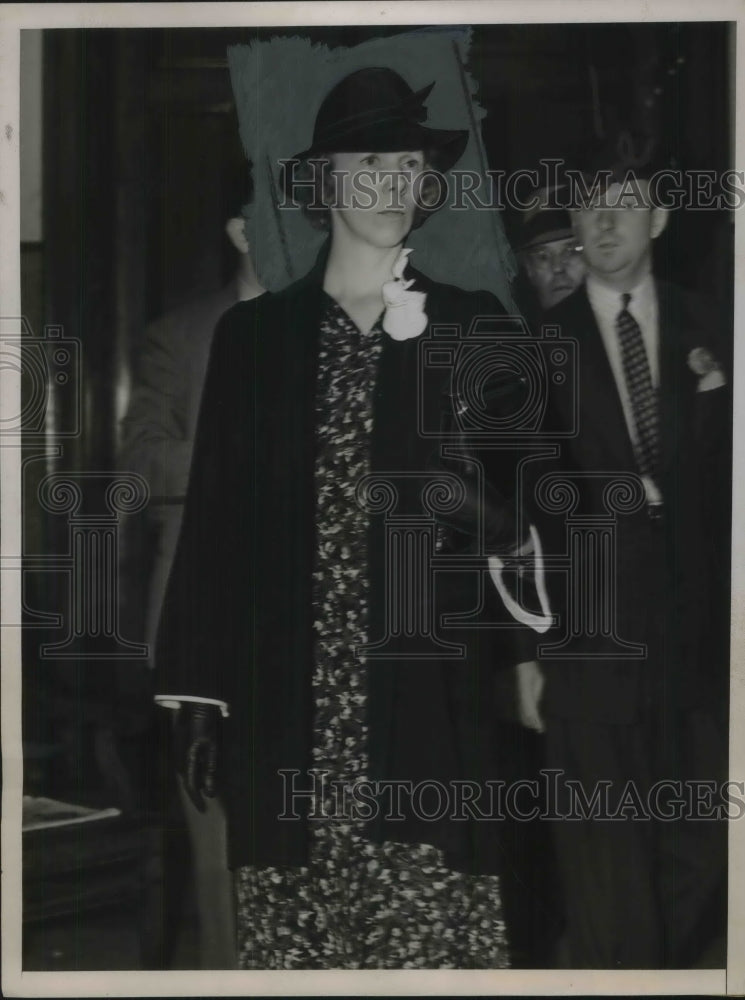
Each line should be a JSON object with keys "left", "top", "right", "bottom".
{"left": 290, "top": 123, "right": 469, "bottom": 173}
{"left": 517, "top": 207, "right": 576, "bottom": 252}
{"left": 520, "top": 227, "right": 576, "bottom": 252}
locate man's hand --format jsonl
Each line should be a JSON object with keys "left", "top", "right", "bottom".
{"left": 515, "top": 660, "right": 546, "bottom": 733}
{"left": 172, "top": 702, "right": 221, "bottom": 812}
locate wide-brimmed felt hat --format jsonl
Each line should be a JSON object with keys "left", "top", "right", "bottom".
{"left": 288, "top": 67, "right": 469, "bottom": 170}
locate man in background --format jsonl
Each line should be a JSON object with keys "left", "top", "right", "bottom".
{"left": 512, "top": 185, "right": 586, "bottom": 327}
{"left": 513, "top": 141, "right": 730, "bottom": 968}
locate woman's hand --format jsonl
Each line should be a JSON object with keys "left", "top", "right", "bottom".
{"left": 173, "top": 702, "right": 221, "bottom": 811}
{"left": 515, "top": 660, "right": 546, "bottom": 734}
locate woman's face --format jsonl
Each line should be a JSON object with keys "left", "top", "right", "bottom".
{"left": 328, "top": 150, "right": 424, "bottom": 249}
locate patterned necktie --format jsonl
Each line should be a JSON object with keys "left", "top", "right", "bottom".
{"left": 616, "top": 292, "right": 660, "bottom": 478}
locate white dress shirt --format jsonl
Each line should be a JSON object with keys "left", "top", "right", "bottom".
{"left": 585, "top": 273, "right": 663, "bottom": 505}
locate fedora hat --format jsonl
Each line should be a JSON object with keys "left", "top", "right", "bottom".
{"left": 517, "top": 186, "right": 575, "bottom": 252}
{"left": 289, "top": 67, "right": 469, "bottom": 171}
{"left": 519, "top": 209, "right": 575, "bottom": 252}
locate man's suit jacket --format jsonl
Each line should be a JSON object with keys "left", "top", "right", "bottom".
{"left": 527, "top": 281, "right": 731, "bottom": 725}
{"left": 119, "top": 284, "right": 241, "bottom": 652}
{"left": 154, "top": 245, "right": 521, "bottom": 872}
{"left": 120, "top": 283, "right": 240, "bottom": 501}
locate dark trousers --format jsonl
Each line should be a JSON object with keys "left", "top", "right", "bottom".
{"left": 544, "top": 706, "right": 727, "bottom": 968}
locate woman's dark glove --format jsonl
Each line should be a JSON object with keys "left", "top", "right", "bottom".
{"left": 430, "top": 384, "right": 525, "bottom": 555}
{"left": 433, "top": 450, "right": 520, "bottom": 555}
{"left": 173, "top": 702, "right": 222, "bottom": 812}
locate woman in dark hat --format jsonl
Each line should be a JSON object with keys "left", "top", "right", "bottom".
{"left": 156, "top": 66, "right": 521, "bottom": 969}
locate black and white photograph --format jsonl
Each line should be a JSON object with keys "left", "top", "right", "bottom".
{"left": 1, "top": 2, "right": 743, "bottom": 994}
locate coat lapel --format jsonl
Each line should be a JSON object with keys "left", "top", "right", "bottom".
{"left": 561, "top": 287, "right": 638, "bottom": 471}
{"left": 557, "top": 282, "right": 702, "bottom": 502}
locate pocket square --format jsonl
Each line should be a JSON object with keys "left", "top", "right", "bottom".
{"left": 687, "top": 347, "right": 726, "bottom": 392}
{"left": 697, "top": 368, "right": 726, "bottom": 392}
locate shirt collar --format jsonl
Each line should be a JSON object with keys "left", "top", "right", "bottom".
{"left": 586, "top": 271, "right": 656, "bottom": 319}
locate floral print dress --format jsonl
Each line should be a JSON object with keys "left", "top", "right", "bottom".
{"left": 234, "top": 295, "right": 509, "bottom": 970}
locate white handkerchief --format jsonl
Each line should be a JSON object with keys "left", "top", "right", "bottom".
{"left": 487, "top": 524, "right": 552, "bottom": 633}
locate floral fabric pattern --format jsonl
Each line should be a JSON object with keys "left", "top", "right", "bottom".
{"left": 235, "top": 295, "right": 509, "bottom": 970}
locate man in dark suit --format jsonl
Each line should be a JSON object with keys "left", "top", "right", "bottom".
{"left": 513, "top": 150, "right": 731, "bottom": 968}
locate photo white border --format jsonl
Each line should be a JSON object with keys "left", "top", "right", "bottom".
{"left": 1, "top": 2, "right": 742, "bottom": 996}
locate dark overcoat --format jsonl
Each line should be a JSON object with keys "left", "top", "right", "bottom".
{"left": 155, "top": 246, "right": 524, "bottom": 872}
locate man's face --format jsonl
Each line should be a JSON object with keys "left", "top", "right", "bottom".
{"left": 570, "top": 179, "right": 667, "bottom": 290}
{"left": 523, "top": 236, "right": 586, "bottom": 310}
{"left": 328, "top": 150, "right": 423, "bottom": 250}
